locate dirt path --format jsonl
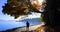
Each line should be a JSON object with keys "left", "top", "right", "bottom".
{"left": 13, "top": 23, "right": 44, "bottom": 32}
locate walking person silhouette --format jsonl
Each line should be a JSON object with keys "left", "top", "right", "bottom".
{"left": 26, "top": 21, "right": 29, "bottom": 32}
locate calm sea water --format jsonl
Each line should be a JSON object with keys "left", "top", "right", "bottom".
{"left": 0, "top": 18, "right": 42, "bottom": 31}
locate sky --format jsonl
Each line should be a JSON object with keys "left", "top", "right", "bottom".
{"left": 0, "top": 0, "right": 42, "bottom": 21}
{"left": 0, "top": 0, "right": 15, "bottom": 20}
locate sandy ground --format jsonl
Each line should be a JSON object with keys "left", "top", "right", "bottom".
{"left": 13, "top": 25, "right": 41, "bottom": 32}
{"left": 13, "top": 23, "right": 45, "bottom": 32}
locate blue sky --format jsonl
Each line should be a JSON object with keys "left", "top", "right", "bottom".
{"left": 0, "top": 0, "right": 41, "bottom": 20}
{"left": 0, "top": 0, "right": 17, "bottom": 20}
{"left": 0, "top": 0, "right": 7, "bottom": 14}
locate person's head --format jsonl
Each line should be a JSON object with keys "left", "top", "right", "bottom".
{"left": 27, "top": 21, "right": 29, "bottom": 23}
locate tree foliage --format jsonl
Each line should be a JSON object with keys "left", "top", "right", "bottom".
{"left": 2, "top": 0, "right": 45, "bottom": 19}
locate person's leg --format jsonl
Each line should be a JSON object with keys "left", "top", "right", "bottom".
{"left": 26, "top": 27, "right": 29, "bottom": 32}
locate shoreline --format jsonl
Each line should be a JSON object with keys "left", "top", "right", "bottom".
{"left": 0, "top": 24, "right": 44, "bottom": 32}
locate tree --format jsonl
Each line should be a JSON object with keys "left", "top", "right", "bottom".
{"left": 2, "top": 0, "right": 44, "bottom": 19}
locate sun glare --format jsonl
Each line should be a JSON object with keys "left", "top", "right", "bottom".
{"left": 38, "top": 0, "right": 44, "bottom": 3}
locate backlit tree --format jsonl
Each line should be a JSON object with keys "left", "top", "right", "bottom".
{"left": 2, "top": 0, "right": 45, "bottom": 19}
